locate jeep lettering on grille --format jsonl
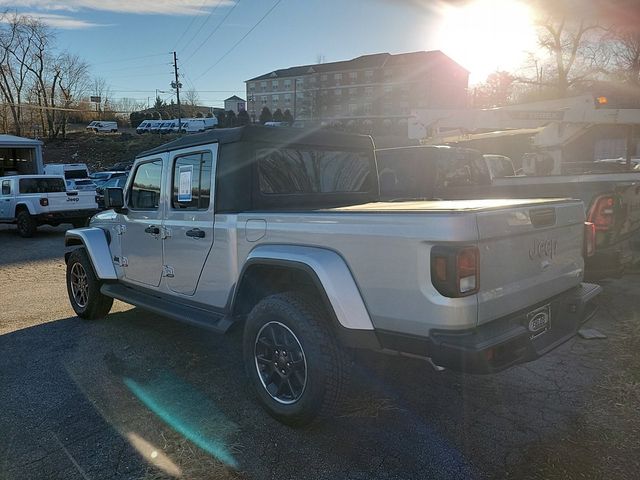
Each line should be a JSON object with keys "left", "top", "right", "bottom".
{"left": 529, "top": 238, "right": 557, "bottom": 260}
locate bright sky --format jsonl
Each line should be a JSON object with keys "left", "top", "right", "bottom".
{"left": 0, "top": 0, "right": 540, "bottom": 109}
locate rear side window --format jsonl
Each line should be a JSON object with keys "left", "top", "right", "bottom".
{"left": 172, "top": 151, "right": 212, "bottom": 210}
{"left": 1, "top": 180, "right": 10, "bottom": 195}
{"left": 129, "top": 160, "right": 163, "bottom": 210}
{"left": 19, "top": 178, "right": 66, "bottom": 193}
{"left": 65, "top": 169, "right": 89, "bottom": 180}
{"left": 258, "top": 148, "right": 371, "bottom": 194}
{"left": 436, "top": 150, "right": 491, "bottom": 187}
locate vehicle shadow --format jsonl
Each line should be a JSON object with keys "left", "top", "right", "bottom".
{"left": 1, "top": 300, "right": 612, "bottom": 480}
{"left": 0, "top": 225, "right": 67, "bottom": 266}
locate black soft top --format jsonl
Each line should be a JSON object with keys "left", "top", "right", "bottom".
{"left": 137, "top": 126, "right": 374, "bottom": 159}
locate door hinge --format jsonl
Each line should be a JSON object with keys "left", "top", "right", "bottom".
{"left": 115, "top": 224, "right": 126, "bottom": 235}
{"left": 162, "top": 265, "right": 175, "bottom": 278}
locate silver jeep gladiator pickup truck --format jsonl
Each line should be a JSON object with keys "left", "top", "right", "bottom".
{"left": 64, "top": 126, "right": 601, "bottom": 425}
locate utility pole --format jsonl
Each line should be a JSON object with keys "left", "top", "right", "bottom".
{"left": 172, "top": 51, "right": 182, "bottom": 132}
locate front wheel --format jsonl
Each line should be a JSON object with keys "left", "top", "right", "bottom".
{"left": 243, "top": 292, "right": 349, "bottom": 426}
{"left": 66, "top": 248, "right": 113, "bottom": 319}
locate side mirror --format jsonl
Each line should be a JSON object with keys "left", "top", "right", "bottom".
{"left": 104, "top": 187, "right": 125, "bottom": 211}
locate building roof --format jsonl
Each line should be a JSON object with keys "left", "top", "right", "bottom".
{"left": 0, "top": 134, "right": 43, "bottom": 147}
{"left": 136, "top": 126, "right": 374, "bottom": 158}
{"left": 245, "top": 50, "right": 469, "bottom": 82}
{"left": 225, "top": 95, "right": 245, "bottom": 102}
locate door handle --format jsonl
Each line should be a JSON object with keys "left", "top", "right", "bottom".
{"left": 186, "top": 228, "right": 205, "bottom": 238}
{"left": 144, "top": 225, "right": 160, "bottom": 235}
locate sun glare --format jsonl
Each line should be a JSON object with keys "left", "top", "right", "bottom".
{"left": 433, "top": 0, "right": 538, "bottom": 84}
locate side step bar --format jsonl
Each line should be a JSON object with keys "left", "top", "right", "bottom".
{"left": 101, "top": 283, "right": 234, "bottom": 334}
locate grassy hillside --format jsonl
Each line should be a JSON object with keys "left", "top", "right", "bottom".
{"left": 42, "top": 132, "right": 179, "bottom": 171}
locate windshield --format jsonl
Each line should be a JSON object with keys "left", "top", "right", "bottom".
{"left": 64, "top": 169, "right": 89, "bottom": 180}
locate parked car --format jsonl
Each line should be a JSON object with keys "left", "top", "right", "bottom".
{"left": 44, "top": 163, "right": 90, "bottom": 181}
{"left": 159, "top": 120, "right": 179, "bottom": 134}
{"left": 483, "top": 154, "right": 518, "bottom": 178}
{"left": 376, "top": 145, "right": 640, "bottom": 279}
{"left": 66, "top": 179, "right": 97, "bottom": 192}
{"left": 95, "top": 174, "right": 128, "bottom": 209}
{"left": 90, "top": 171, "right": 128, "bottom": 187}
{"left": 86, "top": 121, "right": 118, "bottom": 133}
{"left": 64, "top": 126, "right": 600, "bottom": 426}
{"left": 0, "top": 175, "right": 98, "bottom": 236}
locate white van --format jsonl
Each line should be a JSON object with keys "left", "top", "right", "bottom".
{"left": 136, "top": 120, "right": 153, "bottom": 134}
{"left": 180, "top": 119, "right": 206, "bottom": 133}
{"left": 86, "top": 121, "right": 118, "bottom": 133}
{"left": 44, "top": 163, "right": 91, "bottom": 182}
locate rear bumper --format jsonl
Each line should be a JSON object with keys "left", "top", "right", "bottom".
{"left": 374, "top": 283, "right": 602, "bottom": 374}
{"left": 36, "top": 209, "right": 98, "bottom": 223}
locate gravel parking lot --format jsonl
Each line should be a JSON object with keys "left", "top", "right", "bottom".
{"left": 1, "top": 224, "right": 638, "bottom": 480}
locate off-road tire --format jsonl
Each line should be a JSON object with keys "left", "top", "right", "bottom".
{"left": 243, "top": 291, "right": 349, "bottom": 426}
{"left": 66, "top": 248, "right": 113, "bottom": 320}
{"left": 16, "top": 210, "right": 37, "bottom": 238}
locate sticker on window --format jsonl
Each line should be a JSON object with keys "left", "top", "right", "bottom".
{"left": 178, "top": 165, "right": 193, "bottom": 202}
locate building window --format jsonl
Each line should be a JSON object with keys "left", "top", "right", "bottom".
{"left": 320, "top": 74, "right": 327, "bottom": 81}
{"left": 321, "top": 105, "right": 328, "bottom": 112}
{"left": 365, "top": 87, "right": 374, "bottom": 97}
{"left": 349, "top": 72, "right": 357, "bottom": 82}
{"left": 349, "top": 87, "right": 357, "bottom": 96}
{"left": 310, "top": 76, "right": 317, "bottom": 83}
{"left": 272, "top": 95, "right": 279, "bottom": 104}
{"left": 272, "top": 80, "right": 278, "bottom": 89}
{"left": 365, "top": 70, "right": 374, "bottom": 81}
{"left": 261, "top": 96, "right": 268, "bottom": 105}
{"left": 335, "top": 88, "right": 342, "bottom": 96}
{"left": 260, "top": 81, "right": 267, "bottom": 91}
{"left": 364, "top": 103, "right": 373, "bottom": 115}
{"left": 296, "top": 77, "right": 303, "bottom": 85}
{"left": 384, "top": 85, "right": 393, "bottom": 94}
{"left": 384, "top": 69, "right": 393, "bottom": 78}
{"left": 334, "top": 104, "right": 342, "bottom": 113}
{"left": 248, "top": 83, "right": 255, "bottom": 92}
{"left": 348, "top": 103, "right": 358, "bottom": 115}
{"left": 383, "top": 102, "right": 393, "bottom": 114}
{"left": 284, "top": 79, "right": 292, "bottom": 89}
{"left": 334, "top": 73, "right": 342, "bottom": 81}
{"left": 284, "top": 94, "right": 291, "bottom": 104}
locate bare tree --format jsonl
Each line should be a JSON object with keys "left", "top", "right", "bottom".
{"left": 0, "top": 13, "right": 37, "bottom": 136}
{"left": 56, "top": 53, "right": 90, "bottom": 138}
{"left": 184, "top": 88, "right": 199, "bottom": 106}
{"left": 607, "top": 27, "right": 640, "bottom": 84}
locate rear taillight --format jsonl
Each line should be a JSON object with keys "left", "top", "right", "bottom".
{"left": 40, "top": 198, "right": 49, "bottom": 206}
{"left": 584, "top": 221, "right": 596, "bottom": 257}
{"left": 588, "top": 195, "right": 616, "bottom": 231}
{"left": 431, "top": 246, "right": 479, "bottom": 297}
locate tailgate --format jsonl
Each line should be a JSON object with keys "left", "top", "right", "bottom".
{"left": 45, "top": 191, "right": 97, "bottom": 211}
{"left": 476, "top": 199, "right": 585, "bottom": 326}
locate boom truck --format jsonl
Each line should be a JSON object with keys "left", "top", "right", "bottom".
{"left": 404, "top": 94, "right": 640, "bottom": 278}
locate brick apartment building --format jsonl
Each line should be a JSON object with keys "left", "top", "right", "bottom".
{"left": 245, "top": 50, "right": 468, "bottom": 133}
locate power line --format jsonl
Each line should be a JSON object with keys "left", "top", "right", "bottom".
{"left": 197, "top": 0, "right": 282, "bottom": 79}
{"left": 173, "top": 0, "right": 211, "bottom": 51}
{"left": 184, "top": 0, "right": 241, "bottom": 63}
{"left": 180, "top": 0, "right": 227, "bottom": 55}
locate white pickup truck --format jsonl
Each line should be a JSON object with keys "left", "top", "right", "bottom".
{"left": 0, "top": 175, "right": 98, "bottom": 237}
{"left": 64, "top": 127, "right": 601, "bottom": 425}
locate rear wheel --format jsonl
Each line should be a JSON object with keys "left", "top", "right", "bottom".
{"left": 66, "top": 248, "right": 113, "bottom": 319}
{"left": 16, "top": 210, "right": 37, "bottom": 238}
{"left": 243, "top": 292, "right": 349, "bottom": 426}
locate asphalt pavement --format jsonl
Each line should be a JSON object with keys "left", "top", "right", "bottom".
{"left": 0, "top": 224, "right": 637, "bottom": 480}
